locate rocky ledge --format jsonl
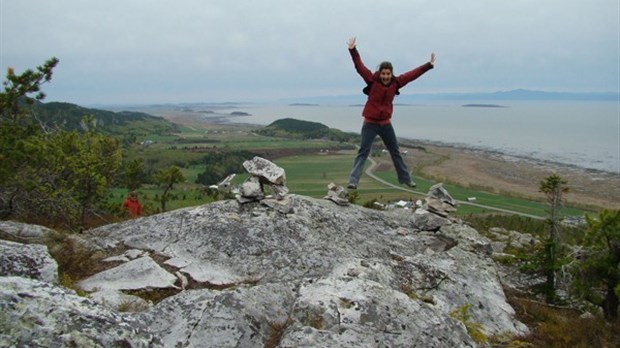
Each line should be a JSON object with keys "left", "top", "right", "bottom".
{"left": 1, "top": 192, "right": 528, "bottom": 347}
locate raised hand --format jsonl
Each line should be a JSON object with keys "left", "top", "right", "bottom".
{"left": 430, "top": 52, "right": 436, "bottom": 65}
{"left": 347, "top": 37, "right": 357, "bottom": 50}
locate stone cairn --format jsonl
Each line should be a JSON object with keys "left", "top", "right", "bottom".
{"left": 236, "top": 156, "right": 289, "bottom": 204}
{"left": 235, "top": 158, "right": 457, "bottom": 217}
{"left": 423, "top": 183, "right": 457, "bottom": 217}
{"left": 324, "top": 183, "right": 350, "bottom": 206}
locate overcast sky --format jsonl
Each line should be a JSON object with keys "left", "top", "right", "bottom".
{"left": 1, "top": 0, "right": 618, "bottom": 105}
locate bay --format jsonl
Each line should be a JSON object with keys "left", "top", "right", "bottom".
{"left": 220, "top": 100, "right": 619, "bottom": 174}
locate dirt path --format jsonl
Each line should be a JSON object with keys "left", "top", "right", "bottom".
{"left": 364, "top": 157, "right": 546, "bottom": 219}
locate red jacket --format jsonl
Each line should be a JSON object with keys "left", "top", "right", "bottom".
{"left": 123, "top": 197, "right": 142, "bottom": 217}
{"left": 349, "top": 47, "right": 433, "bottom": 125}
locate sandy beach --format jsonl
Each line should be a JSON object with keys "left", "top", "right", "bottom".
{"left": 397, "top": 142, "right": 620, "bottom": 210}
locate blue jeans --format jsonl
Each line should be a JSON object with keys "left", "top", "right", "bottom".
{"left": 348, "top": 122, "right": 411, "bottom": 186}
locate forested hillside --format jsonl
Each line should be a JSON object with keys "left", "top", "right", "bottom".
{"left": 255, "top": 117, "right": 357, "bottom": 142}
{"left": 29, "top": 101, "right": 179, "bottom": 137}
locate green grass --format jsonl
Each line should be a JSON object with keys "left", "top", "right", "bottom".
{"left": 373, "top": 170, "right": 585, "bottom": 217}
{"left": 116, "top": 124, "right": 588, "bottom": 219}
{"left": 275, "top": 154, "right": 395, "bottom": 188}
{"left": 274, "top": 153, "right": 359, "bottom": 195}
{"left": 181, "top": 165, "right": 205, "bottom": 184}
{"left": 108, "top": 149, "right": 587, "bottom": 219}
{"left": 272, "top": 152, "right": 586, "bottom": 218}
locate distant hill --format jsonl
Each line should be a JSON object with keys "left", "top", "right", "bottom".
{"left": 283, "top": 89, "right": 619, "bottom": 105}
{"left": 28, "top": 101, "right": 179, "bottom": 136}
{"left": 451, "top": 89, "right": 620, "bottom": 101}
{"left": 255, "top": 118, "right": 357, "bottom": 142}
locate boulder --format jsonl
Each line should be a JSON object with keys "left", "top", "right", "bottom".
{"left": 78, "top": 256, "right": 178, "bottom": 292}
{"left": 427, "top": 183, "right": 457, "bottom": 206}
{"left": 488, "top": 227, "right": 539, "bottom": 251}
{"left": 0, "top": 220, "right": 55, "bottom": 242}
{"left": 0, "top": 276, "right": 163, "bottom": 347}
{"left": 0, "top": 239, "right": 58, "bottom": 284}
{"left": 242, "top": 156, "right": 286, "bottom": 185}
{"left": 269, "top": 182, "right": 290, "bottom": 200}
{"left": 412, "top": 208, "right": 452, "bottom": 231}
{"left": 239, "top": 176, "right": 264, "bottom": 200}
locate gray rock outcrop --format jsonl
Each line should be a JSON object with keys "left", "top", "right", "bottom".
{"left": 83, "top": 194, "right": 525, "bottom": 346}
{"left": 488, "top": 227, "right": 539, "bottom": 253}
{"left": 0, "top": 220, "right": 54, "bottom": 242}
{"left": 1, "top": 193, "right": 528, "bottom": 347}
{"left": 0, "top": 276, "right": 163, "bottom": 347}
{"left": 0, "top": 239, "right": 58, "bottom": 284}
{"left": 78, "top": 256, "right": 178, "bottom": 292}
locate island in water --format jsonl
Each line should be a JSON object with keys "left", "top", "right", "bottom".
{"left": 461, "top": 104, "right": 507, "bottom": 108}
{"left": 230, "top": 111, "right": 251, "bottom": 116}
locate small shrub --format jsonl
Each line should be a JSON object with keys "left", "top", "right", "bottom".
{"left": 348, "top": 191, "right": 360, "bottom": 204}
{"left": 449, "top": 303, "right": 488, "bottom": 345}
{"left": 117, "top": 298, "right": 150, "bottom": 313}
{"left": 264, "top": 318, "right": 293, "bottom": 348}
{"left": 508, "top": 295, "right": 620, "bottom": 347}
{"left": 59, "top": 273, "right": 88, "bottom": 297}
{"left": 125, "top": 288, "right": 180, "bottom": 305}
{"left": 46, "top": 235, "right": 106, "bottom": 281}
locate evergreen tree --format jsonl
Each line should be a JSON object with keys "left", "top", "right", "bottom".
{"left": 572, "top": 209, "right": 620, "bottom": 320}
{"left": 56, "top": 123, "right": 122, "bottom": 226}
{"left": 0, "top": 58, "right": 59, "bottom": 218}
{"left": 124, "top": 158, "right": 146, "bottom": 191}
{"left": 0, "top": 59, "right": 121, "bottom": 229}
{"left": 539, "top": 174, "right": 570, "bottom": 303}
{"left": 0, "top": 57, "right": 59, "bottom": 124}
{"left": 153, "top": 166, "right": 185, "bottom": 212}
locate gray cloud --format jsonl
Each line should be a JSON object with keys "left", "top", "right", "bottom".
{"left": 1, "top": 0, "right": 618, "bottom": 104}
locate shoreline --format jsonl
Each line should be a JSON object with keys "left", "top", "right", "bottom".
{"left": 396, "top": 140, "right": 619, "bottom": 210}
{"left": 142, "top": 108, "right": 620, "bottom": 210}
{"left": 408, "top": 138, "right": 619, "bottom": 176}
{"left": 146, "top": 106, "right": 618, "bottom": 174}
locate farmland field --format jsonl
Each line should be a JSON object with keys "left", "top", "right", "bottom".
{"left": 114, "top": 115, "right": 593, "bottom": 219}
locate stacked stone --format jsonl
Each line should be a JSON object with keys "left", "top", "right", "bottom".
{"left": 323, "top": 182, "right": 350, "bottom": 206}
{"left": 424, "top": 183, "right": 457, "bottom": 217}
{"left": 236, "top": 156, "right": 289, "bottom": 203}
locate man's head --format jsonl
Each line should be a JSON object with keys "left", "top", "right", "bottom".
{"left": 378, "top": 61, "right": 393, "bottom": 85}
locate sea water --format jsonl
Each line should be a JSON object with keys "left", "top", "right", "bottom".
{"left": 221, "top": 100, "right": 619, "bottom": 174}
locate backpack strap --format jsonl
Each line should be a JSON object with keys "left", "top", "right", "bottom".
{"left": 362, "top": 81, "right": 400, "bottom": 95}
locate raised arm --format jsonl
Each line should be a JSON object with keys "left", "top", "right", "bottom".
{"left": 347, "top": 37, "right": 373, "bottom": 83}
{"left": 395, "top": 52, "right": 436, "bottom": 87}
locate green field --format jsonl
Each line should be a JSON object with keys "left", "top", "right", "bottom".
{"left": 117, "top": 123, "right": 587, "bottom": 219}
{"left": 273, "top": 153, "right": 584, "bottom": 218}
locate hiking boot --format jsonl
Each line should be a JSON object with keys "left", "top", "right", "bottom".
{"left": 347, "top": 183, "right": 357, "bottom": 190}
{"left": 404, "top": 180, "right": 417, "bottom": 188}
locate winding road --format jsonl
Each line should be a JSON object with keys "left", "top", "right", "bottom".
{"left": 364, "top": 157, "right": 544, "bottom": 220}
